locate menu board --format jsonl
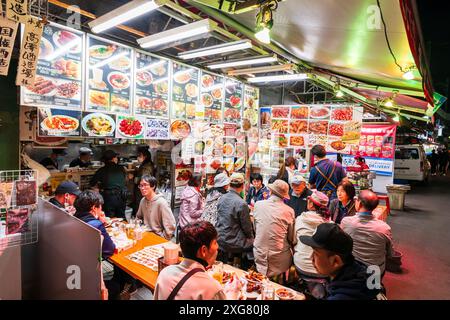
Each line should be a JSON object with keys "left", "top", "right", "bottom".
{"left": 37, "top": 108, "right": 81, "bottom": 137}
{"left": 135, "top": 52, "right": 170, "bottom": 118}
{"left": 224, "top": 79, "right": 243, "bottom": 124}
{"left": 87, "top": 36, "right": 133, "bottom": 114}
{"left": 200, "top": 71, "right": 224, "bottom": 124}
{"left": 81, "top": 111, "right": 116, "bottom": 137}
{"left": 243, "top": 85, "right": 259, "bottom": 127}
{"left": 351, "top": 124, "right": 396, "bottom": 159}
{"left": 21, "top": 23, "right": 83, "bottom": 108}
{"left": 115, "top": 115, "right": 145, "bottom": 139}
{"left": 145, "top": 118, "right": 170, "bottom": 140}
{"left": 171, "top": 62, "right": 199, "bottom": 120}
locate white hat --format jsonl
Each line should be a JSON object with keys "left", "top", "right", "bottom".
{"left": 290, "top": 175, "right": 306, "bottom": 185}
{"left": 79, "top": 147, "right": 93, "bottom": 155}
{"left": 214, "top": 173, "right": 230, "bottom": 188}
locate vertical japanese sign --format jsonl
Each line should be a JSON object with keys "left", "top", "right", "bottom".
{"left": 6, "top": 0, "right": 29, "bottom": 23}
{"left": 0, "top": 16, "right": 19, "bottom": 76}
{"left": 16, "top": 17, "right": 44, "bottom": 86}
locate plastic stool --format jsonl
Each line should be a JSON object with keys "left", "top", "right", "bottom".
{"left": 377, "top": 195, "right": 390, "bottom": 216}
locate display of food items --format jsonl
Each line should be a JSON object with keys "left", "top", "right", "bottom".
{"left": 185, "top": 83, "right": 198, "bottom": 98}
{"left": 225, "top": 80, "right": 243, "bottom": 118}
{"left": 290, "top": 120, "right": 308, "bottom": 134}
{"left": 310, "top": 106, "right": 330, "bottom": 119}
{"left": 137, "top": 97, "right": 152, "bottom": 110}
{"left": 331, "top": 107, "right": 353, "bottom": 121}
{"left": 136, "top": 71, "right": 153, "bottom": 86}
{"left": 111, "top": 95, "right": 130, "bottom": 110}
{"left": 330, "top": 140, "right": 346, "bottom": 151}
{"left": 170, "top": 120, "right": 191, "bottom": 139}
{"left": 89, "top": 44, "right": 116, "bottom": 59}
{"left": 52, "top": 59, "right": 80, "bottom": 78}
{"left": 174, "top": 70, "right": 192, "bottom": 84}
{"left": 223, "top": 143, "right": 235, "bottom": 156}
{"left": 109, "top": 56, "right": 131, "bottom": 70}
{"left": 291, "top": 106, "right": 309, "bottom": 119}
{"left": 272, "top": 107, "right": 290, "bottom": 118}
{"left": 82, "top": 113, "right": 115, "bottom": 136}
{"left": 108, "top": 72, "right": 130, "bottom": 90}
{"left": 243, "top": 108, "right": 258, "bottom": 127}
{"left": 329, "top": 123, "right": 344, "bottom": 136}
{"left": 118, "top": 117, "right": 144, "bottom": 137}
{"left": 201, "top": 93, "right": 214, "bottom": 108}
{"left": 201, "top": 74, "right": 214, "bottom": 89}
{"left": 53, "top": 30, "right": 81, "bottom": 53}
{"left": 309, "top": 120, "right": 328, "bottom": 134}
{"left": 41, "top": 115, "right": 79, "bottom": 132}
{"left": 89, "top": 90, "right": 109, "bottom": 108}
{"left": 224, "top": 108, "right": 241, "bottom": 120}
{"left": 290, "top": 135, "right": 305, "bottom": 147}
{"left": 375, "top": 136, "right": 384, "bottom": 145}
{"left": 271, "top": 120, "right": 288, "bottom": 133}
{"left": 26, "top": 76, "right": 57, "bottom": 95}
{"left": 55, "top": 82, "right": 80, "bottom": 98}
{"left": 205, "top": 109, "right": 222, "bottom": 121}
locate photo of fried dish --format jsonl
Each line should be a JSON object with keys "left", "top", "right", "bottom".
{"left": 290, "top": 120, "right": 308, "bottom": 134}
{"left": 244, "top": 270, "right": 266, "bottom": 283}
{"left": 26, "top": 76, "right": 56, "bottom": 95}
{"left": 291, "top": 106, "right": 309, "bottom": 119}
{"left": 42, "top": 115, "right": 79, "bottom": 132}
{"left": 202, "top": 74, "right": 214, "bottom": 89}
{"left": 271, "top": 120, "right": 288, "bottom": 133}
{"left": 89, "top": 90, "right": 109, "bottom": 107}
{"left": 186, "top": 104, "right": 196, "bottom": 118}
{"left": 206, "top": 109, "right": 222, "bottom": 121}
{"left": 153, "top": 98, "right": 167, "bottom": 112}
{"left": 56, "top": 82, "right": 80, "bottom": 99}
{"left": 185, "top": 83, "right": 198, "bottom": 98}
{"left": 224, "top": 108, "right": 241, "bottom": 120}
{"left": 109, "top": 56, "right": 131, "bottom": 70}
{"left": 272, "top": 107, "right": 290, "bottom": 118}
{"left": 290, "top": 135, "right": 305, "bottom": 147}
{"left": 111, "top": 94, "right": 129, "bottom": 110}
{"left": 53, "top": 59, "right": 80, "bottom": 79}
{"left": 329, "top": 123, "right": 344, "bottom": 136}
{"left": 137, "top": 96, "right": 152, "bottom": 110}
{"left": 310, "top": 107, "right": 330, "bottom": 119}
{"left": 174, "top": 70, "right": 191, "bottom": 84}
{"left": 309, "top": 121, "right": 328, "bottom": 135}
{"left": 330, "top": 140, "right": 346, "bottom": 151}
{"left": 211, "top": 88, "right": 222, "bottom": 100}
{"left": 82, "top": 113, "right": 115, "bottom": 136}
{"left": 170, "top": 120, "right": 191, "bottom": 139}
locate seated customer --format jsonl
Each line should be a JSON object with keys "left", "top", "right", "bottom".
{"left": 49, "top": 180, "right": 81, "bottom": 214}
{"left": 74, "top": 190, "right": 115, "bottom": 260}
{"left": 136, "top": 175, "right": 176, "bottom": 240}
{"left": 328, "top": 181, "right": 356, "bottom": 224}
{"left": 293, "top": 190, "right": 332, "bottom": 299}
{"left": 287, "top": 175, "right": 312, "bottom": 217}
{"left": 341, "top": 190, "right": 395, "bottom": 275}
{"left": 154, "top": 221, "right": 227, "bottom": 300}
{"left": 300, "top": 223, "right": 381, "bottom": 300}
{"left": 246, "top": 173, "right": 270, "bottom": 207}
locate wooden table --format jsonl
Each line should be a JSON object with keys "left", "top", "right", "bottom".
{"left": 109, "top": 232, "right": 168, "bottom": 291}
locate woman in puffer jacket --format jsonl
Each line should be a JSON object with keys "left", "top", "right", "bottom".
{"left": 178, "top": 174, "right": 205, "bottom": 229}
{"left": 201, "top": 173, "right": 230, "bottom": 226}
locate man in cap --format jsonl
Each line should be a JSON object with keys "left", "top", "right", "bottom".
{"left": 49, "top": 180, "right": 81, "bottom": 214}
{"left": 70, "top": 147, "right": 93, "bottom": 168}
{"left": 253, "top": 179, "right": 296, "bottom": 280}
{"left": 300, "top": 223, "right": 381, "bottom": 300}
{"left": 216, "top": 172, "right": 254, "bottom": 269}
{"left": 287, "top": 174, "right": 313, "bottom": 217}
{"left": 90, "top": 150, "right": 127, "bottom": 218}
{"left": 40, "top": 148, "right": 66, "bottom": 171}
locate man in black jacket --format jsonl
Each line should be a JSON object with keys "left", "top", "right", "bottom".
{"left": 300, "top": 223, "right": 381, "bottom": 300}
{"left": 287, "top": 175, "right": 312, "bottom": 217}
{"left": 49, "top": 180, "right": 80, "bottom": 215}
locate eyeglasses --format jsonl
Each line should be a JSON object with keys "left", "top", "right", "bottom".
{"left": 139, "top": 184, "right": 150, "bottom": 189}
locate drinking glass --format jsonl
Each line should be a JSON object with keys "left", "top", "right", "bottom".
{"left": 261, "top": 282, "right": 275, "bottom": 300}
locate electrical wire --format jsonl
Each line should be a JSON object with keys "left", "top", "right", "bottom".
{"left": 377, "top": 0, "right": 405, "bottom": 73}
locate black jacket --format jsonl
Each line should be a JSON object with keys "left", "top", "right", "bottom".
{"left": 91, "top": 163, "right": 126, "bottom": 191}
{"left": 287, "top": 188, "right": 312, "bottom": 217}
{"left": 70, "top": 158, "right": 92, "bottom": 168}
{"left": 326, "top": 259, "right": 381, "bottom": 300}
{"left": 49, "top": 197, "right": 65, "bottom": 209}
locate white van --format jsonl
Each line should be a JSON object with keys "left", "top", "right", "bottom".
{"left": 394, "top": 144, "right": 430, "bottom": 182}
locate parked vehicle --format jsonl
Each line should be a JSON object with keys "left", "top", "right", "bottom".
{"left": 394, "top": 145, "right": 430, "bottom": 182}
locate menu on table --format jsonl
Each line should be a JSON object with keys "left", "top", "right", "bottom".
{"left": 224, "top": 79, "right": 243, "bottom": 124}
{"left": 81, "top": 111, "right": 116, "bottom": 137}
{"left": 115, "top": 115, "right": 145, "bottom": 139}
{"left": 37, "top": 108, "right": 81, "bottom": 137}
{"left": 171, "top": 62, "right": 199, "bottom": 120}
{"left": 21, "top": 23, "right": 83, "bottom": 108}
{"left": 200, "top": 71, "right": 224, "bottom": 124}
{"left": 87, "top": 35, "right": 133, "bottom": 114}
{"left": 135, "top": 52, "right": 170, "bottom": 118}
{"left": 243, "top": 85, "right": 259, "bottom": 127}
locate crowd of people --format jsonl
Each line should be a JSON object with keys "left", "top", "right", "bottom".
{"left": 429, "top": 148, "right": 449, "bottom": 176}
{"left": 48, "top": 144, "right": 396, "bottom": 301}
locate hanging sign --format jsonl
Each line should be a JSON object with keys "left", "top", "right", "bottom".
{"left": 0, "top": 16, "right": 19, "bottom": 76}
{"left": 16, "top": 16, "right": 44, "bottom": 86}
{"left": 6, "top": 0, "right": 29, "bottom": 23}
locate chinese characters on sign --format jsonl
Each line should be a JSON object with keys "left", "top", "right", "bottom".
{"left": 6, "top": 0, "right": 29, "bottom": 23}
{"left": 16, "top": 17, "right": 44, "bottom": 86}
{"left": 0, "top": 16, "right": 19, "bottom": 76}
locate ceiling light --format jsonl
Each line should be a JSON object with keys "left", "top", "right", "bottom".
{"left": 137, "top": 19, "right": 217, "bottom": 49}
{"left": 178, "top": 40, "right": 252, "bottom": 60}
{"left": 45, "top": 38, "right": 81, "bottom": 61}
{"left": 247, "top": 73, "right": 308, "bottom": 83}
{"left": 255, "top": 27, "right": 271, "bottom": 44}
{"left": 228, "top": 63, "right": 295, "bottom": 76}
{"left": 207, "top": 54, "right": 277, "bottom": 70}
{"left": 88, "top": 0, "right": 167, "bottom": 34}
{"left": 384, "top": 98, "right": 394, "bottom": 108}
{"left": 402, "top": 70, "right": 414, "bottom": 80}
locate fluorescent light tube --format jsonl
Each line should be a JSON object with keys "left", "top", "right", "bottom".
{"left": 228, "top": 63, "right": 294, "bottom": 76}
{"left": 137, "top": 60, "right": 166, "bottom": 72}
{"left": 178, "top": 40, "right": 252, "bottom": 60}
{"left": 89, "top": 0, "right": 166, "bottom": 34}
{"left": 45, "top": 38, "right": 81, "bottom": 61}
{"left": 207, "top": 55, "right": 277, "bottom": 70}
{"left": 91, "top": 51, "right": 128, "bottom": 69}
{"left": 138, "top": 19, "right": 216, "bottom": 49}
{"left": 247, "top": 73, "right": 308, "bottom": 83}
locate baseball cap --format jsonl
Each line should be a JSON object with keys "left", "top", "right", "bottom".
{"left": 230, "top": 172, "right": 245, "bottom": 184}
{"left": 102, "top": 150, "right": 119, "bottom": 161}
{"left": 55, "top": 181, "right": 81, "bottom": 196}
{"left": 290, "top": 175, "right": 306, "bottom": 185}
{"left": 214, "top": 173, "right": 230, "bottom": 188}
{"left": 300, "top": 223, "right": 353, "bottom": 256}
{"left": 79, "top": 147, "right": 93, "bottom": 155}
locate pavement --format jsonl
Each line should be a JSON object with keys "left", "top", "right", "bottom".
{"left": 383, "top": 175, "right": 450, "bottom": 299}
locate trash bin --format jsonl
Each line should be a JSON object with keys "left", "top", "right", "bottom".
{"left": 386, "top": 184, "right": 411, "bottom": 210}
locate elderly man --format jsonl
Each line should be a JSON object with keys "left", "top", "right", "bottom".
{"left": 216, "top": 173, "right": 254, "bottom": 269}
{"left": 341, "top": 190, "right": 395, "bottom": 275}
{"left": 287, "top": 175, "right": 312, "bottom": 217}
{"left": 253, "top": 179, "right": 296, "bottom": 280}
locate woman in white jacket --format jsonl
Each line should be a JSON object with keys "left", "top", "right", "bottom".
{"left": 293, "top": 190, "right": 333, "bottom": 299}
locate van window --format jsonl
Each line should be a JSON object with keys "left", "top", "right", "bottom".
{"left": 395, "top": 148, "right": 420, "bottom": 160}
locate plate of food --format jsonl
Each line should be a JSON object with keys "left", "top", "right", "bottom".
{"left": 53, "top": 59, "right": 80, "bottom": 79}
{"left": 201, "top": 93, "right": 214, "bottom": 108}
{"left": 244, "top": 270, "right": 267, "bottom": 284}
{"left": 211, "top": 88, "right": 222, "bottom": 100}
{"left": 272, "top": 107, "right": 290, "bottom": 118}
{"left": 229, "top": 95, "right": 241, "bottom": 108}
{"left": 53, "top": 30, "right": 81, "bottom": 53}
{"left": 82, "top": 113, "right": 115, "bottom": 136}
{"left": 41, "top": 115, "right": 79, "bottom": 133}
{"left": 185, "top": 83, "right": 198, "bottom": 98}
{"left": 118, "top": 118, "right": 144, "bottom": 138}
{"left": 39, "top": 37, "right": 54, "bottom": 59}
{"left": 153, "top": 98, "right": 168, "bottom": 112}
{"left": 244, "top": 108, "right": 258, "bottom": 126}
{"left": 111, "top": 94, "right": 129, "bottom": 110}
{"left": 275, "top": 288, "right": 296, "bottom": 300}
{"left": 89, "top": 90, "right": 109, "bottom": 108}
{"left": 223, "top": 143, "right": 235, "bottom": 156}
{"left": 150, "top": 64, "right": 166, "bottom": 76}
{"left": 290, "top": 120, "right": 308, "bottom": 134}
{"left": 224, "top": 108, "right": 241, "bottom": 120}
{"left": 108, "top": 72, "right": 130, "bottom": 90}
{"left": 329, "top": 123, "right": 344, "bottom": 136}
{"left": 174, "top": 70, "right": 191, "bottom": 84}
{"left": 56, "top": 82, "right": 80, "bottom": 99}
{"left": 309, "top": 121, "right": 328, "bottom": 135}
{"left": 271, "top": 120, "right": 289, "bottom": 133}
{"left": 331, "top": 107, "right": 353, "bottom": 121}
{"left": 154, "top": 81, "right": 168, "bottom": 95}
{"left": 136, "top": 71, "right": 153, "bottom": 86}
{"left": 234, "top": 158, "right": 245, "bottom": 171}
{"left": 330, "top": 140, "right": 346, "bottom": 151}
{"left": 290, "top": 135, "right": 305, "bottom": 147}
{"left": 89, "top": 44, "right": 116, "bottom": 59}
{"left": 291, "top": 106, "right": 309, "bottom": 119}
{"left": 310, "top": 107, "right": 330, "bottom": 119}
{"left": 209, "top": 158, "right": 222, "bottom": 171}
{"left": 26, "top": 76, "right": 56, "bottom": 96}
{"left": 170, "top": 120, "right": 191, "bottom": 139}
{"left": 109, "top": 56, "right": 131, "bottom": 71}
{"left": 202, "top": 74, "right": 214, "bottom": 89}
